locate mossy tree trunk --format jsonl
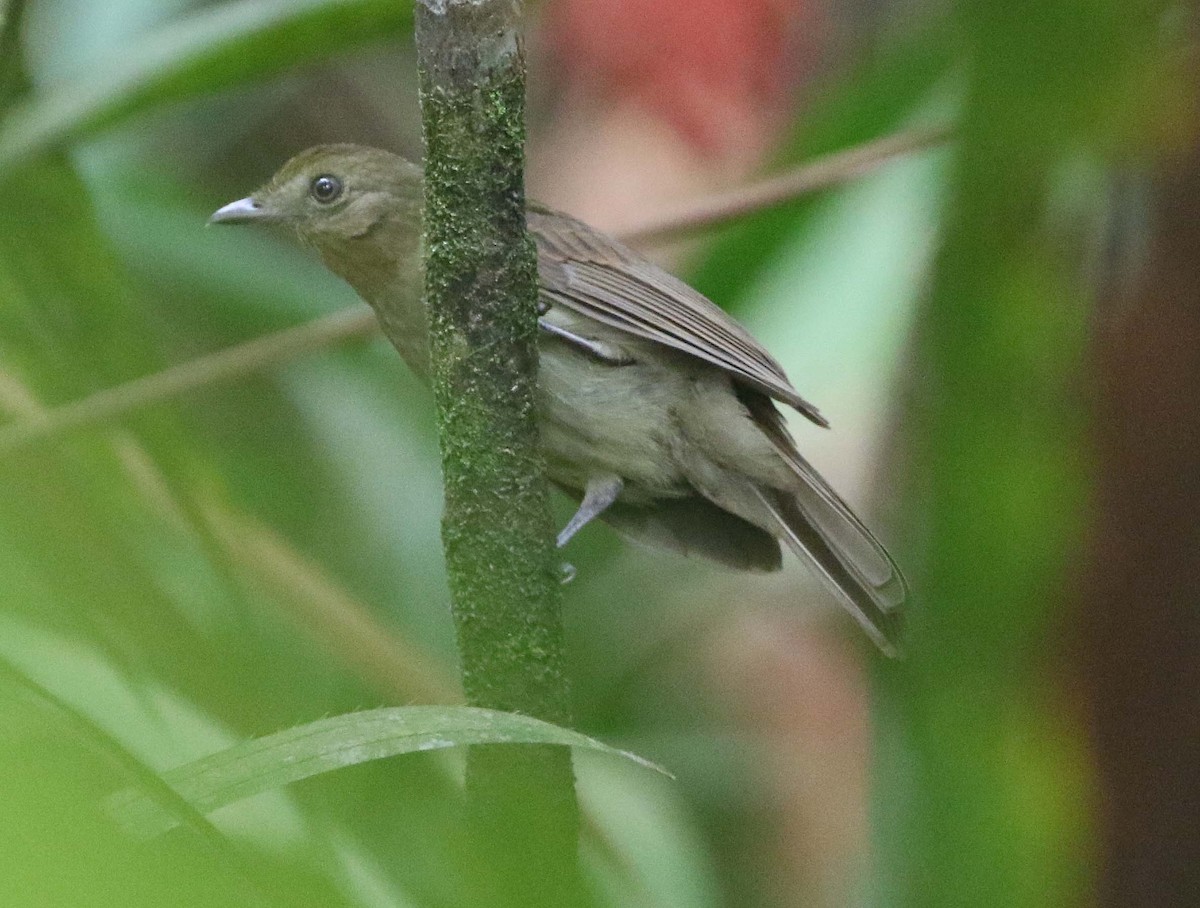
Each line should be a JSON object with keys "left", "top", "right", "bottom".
{"left": 413, "top": 1, "right": 587, "bottom": 905}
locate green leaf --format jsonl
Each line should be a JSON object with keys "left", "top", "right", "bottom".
{"left": 0, "top": 664, "right": 299, "bottom": 908}
{"left": 576, "top": 752, "right": 719, "bottom": 908}
{"left": 0, "top": 152, "right": 240, "bottom": 674}
{"left": 0, "top": 0, "right": 411, "bottom": 168}
{"left": 111, "top": 706, "right": 669, "bottom": 837}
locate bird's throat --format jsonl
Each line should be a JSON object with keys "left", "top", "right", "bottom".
{"left": 319, "top": 219, "right": 431, "bottom": 380}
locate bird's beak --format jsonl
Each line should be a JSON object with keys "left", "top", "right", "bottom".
{"left": 208, "top": 196, "right": 273, "bottom": 225}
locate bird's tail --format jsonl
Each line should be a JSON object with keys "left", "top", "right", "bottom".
{"left": 754, "top": 477, "right": 906, "bottom": 656}
{"left": 740, "top": 391, "right": 907, "bottom": 655}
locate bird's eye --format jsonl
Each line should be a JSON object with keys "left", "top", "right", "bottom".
{"left": 310, "top": 175, "right": 343, "bottom": 203}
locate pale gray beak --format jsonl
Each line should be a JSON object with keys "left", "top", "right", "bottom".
{"left": 209, "top": 197, "right": 271, "bottom": 225}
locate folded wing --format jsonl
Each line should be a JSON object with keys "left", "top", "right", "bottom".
{"left": 529, "top": 207, "right": 828, "bottom": 428}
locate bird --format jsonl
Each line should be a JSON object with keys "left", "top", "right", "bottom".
{"left": 211, "top": 144, "right": 907, "bottom": 654}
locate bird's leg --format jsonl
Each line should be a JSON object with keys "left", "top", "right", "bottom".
{"left": 557, "top": 475, "right": 624, "bottom": 548}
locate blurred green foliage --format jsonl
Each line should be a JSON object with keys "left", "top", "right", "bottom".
{"left": 0, "top": 0, "right": 1189, "bottom": 905}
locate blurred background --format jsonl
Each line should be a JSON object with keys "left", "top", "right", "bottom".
{"left": 0, "top": 0, "right": 1196, "bottom": 905}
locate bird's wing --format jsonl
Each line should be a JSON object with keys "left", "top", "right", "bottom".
{"left": 529, "top": 206, "right": 828, "bottom": 427}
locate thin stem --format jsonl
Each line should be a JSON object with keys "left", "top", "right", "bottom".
{"left": 0, "top": 126, "right": 948, "bottom": 456}
{"left": 0, "top": 305, "right": 377, "bottom": 455}
{"left": 202, "top": 501, "right": 460, "bottom": 705}
{"left": 620, "top": 124, "right": 951, "bottom": 245}
{"left": 0, "top": 362, "right": 458, "bottom": 708}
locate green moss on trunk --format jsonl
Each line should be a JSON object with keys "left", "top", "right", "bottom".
{"left": 417, "top": 0, "right": 566, "bottom": 725}
{"left": 414, "top": 2, "right": 586, "bottom": 904}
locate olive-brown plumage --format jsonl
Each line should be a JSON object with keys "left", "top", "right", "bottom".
{"left": 212, "top": 144, "right": 907, "bottom": 654}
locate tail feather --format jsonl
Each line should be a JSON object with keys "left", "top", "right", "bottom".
{"left": 753, "top": 486, "right": 905, "bottom": 656}
{"left": 741, "top": 391, "right": 908, "bottom": 655}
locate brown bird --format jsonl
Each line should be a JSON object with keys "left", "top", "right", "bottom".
{"left": 211, "top": 144, "right": 907, "bottom": 654}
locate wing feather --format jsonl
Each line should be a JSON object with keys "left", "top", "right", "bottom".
{"left": 530, "top": 207, "right": 828, "bottom": 427}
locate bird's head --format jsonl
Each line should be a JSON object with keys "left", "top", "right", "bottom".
{"left": 210, "top": 144, "right": 424, "bottom": 274}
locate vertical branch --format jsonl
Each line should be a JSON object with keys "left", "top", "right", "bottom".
{"left": 413, "top": 1, "right": 585, "bottom": 904}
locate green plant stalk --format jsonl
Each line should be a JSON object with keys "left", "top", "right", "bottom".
{"left": 877, "top": 1, "right": 1170, "bottom": 905}
{"left": 413, "top": 0, "right": 585, "bottom": 904}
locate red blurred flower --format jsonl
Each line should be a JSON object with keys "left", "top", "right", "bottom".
{"left": 545, "top": 0, "right": 823, "bottom": 156}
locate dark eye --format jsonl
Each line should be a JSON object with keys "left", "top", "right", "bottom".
{"left": 310, "top": 174, "right": 343, "bottom": 203}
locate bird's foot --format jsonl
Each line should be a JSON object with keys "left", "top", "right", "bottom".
{"left": 556, "top": 475, "right": 624, "bottom": 548}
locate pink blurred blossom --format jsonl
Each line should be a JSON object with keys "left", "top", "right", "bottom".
{"left": 545, "top": 0, "right": 823, "bottom": 157}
